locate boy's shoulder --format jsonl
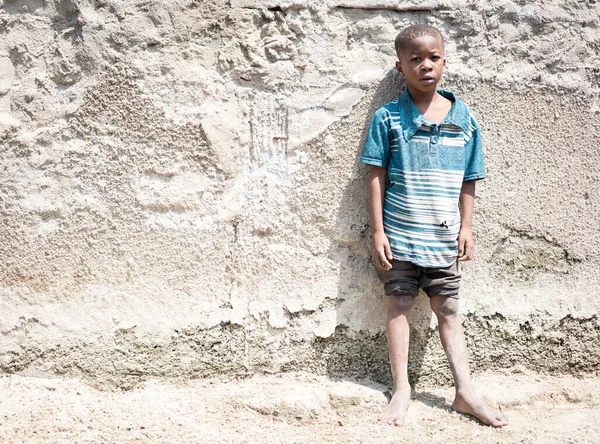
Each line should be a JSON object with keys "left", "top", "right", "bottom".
{"left": 371, "top": 96, "right": 401, "bottom": 121}
{"left": 373, "top": 89, "right": 479, "bottom": 131}
{"left": 439, "top": 90, "right": 479, "bottom": 129}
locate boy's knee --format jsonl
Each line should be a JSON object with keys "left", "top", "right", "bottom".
{"left": 389, "top": 295, "right": 415, "bottom": 314}
{"left": 431, "top": 296, "right": 459, "bottom": 318}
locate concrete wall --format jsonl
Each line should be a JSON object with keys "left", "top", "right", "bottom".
{"left": 0, "top": 0, "right": 599, "bottom": 388}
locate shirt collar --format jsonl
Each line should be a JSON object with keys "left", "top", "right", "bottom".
{"left": 397, "top": 89, "right": 470, "bottom": 141}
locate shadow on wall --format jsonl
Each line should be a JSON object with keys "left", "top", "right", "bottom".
{"left": 321, "top": 68, "right": 437, "bottom": 387}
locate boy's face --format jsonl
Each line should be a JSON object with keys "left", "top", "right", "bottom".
{"left": 395, "top": 35, "right": 446, "bottom": 93}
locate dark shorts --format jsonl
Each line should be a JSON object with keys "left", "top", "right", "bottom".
{"left": 375, "top": 259, "right": 461, "bottom": 299}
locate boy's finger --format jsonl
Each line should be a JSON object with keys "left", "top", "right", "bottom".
{"left": 372, "top": 252, "right": 381, "bottom": 267}
{"left": 457, "top": 242, "right": 466, "bottom": 261}
{"left": 465, "top": 243, "right": 474, "bottom": 260}
{"left": 458, "top": 241, "right": 473, "bottom": 261}
{"left": 373, "top": 250, "right": 383, "bottom": 268}
{"left": 378, "top": 250, "right": 393, "bottom": 270}
{"left": 384, "top": 242, "right": 393, "bottom": 260}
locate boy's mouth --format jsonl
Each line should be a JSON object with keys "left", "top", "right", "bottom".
{"left": 421, "top": 76, "right": 435, "bottom": 83}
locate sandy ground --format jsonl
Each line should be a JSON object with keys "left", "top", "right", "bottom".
{"left": 0, "top": 369, "right": 599, "bottom": 443}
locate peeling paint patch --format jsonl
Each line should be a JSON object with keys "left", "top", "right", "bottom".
{"left": 322, "top": 86, "right": 364, "bottom": 117}
{"left": 491, "top": 228, "right": 576, "bottom": 279}
{"left": 289, "top": 107, "right": 339, "bottom": 147}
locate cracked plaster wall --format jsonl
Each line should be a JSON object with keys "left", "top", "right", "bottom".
{"left": 0, "top": 0, "right": 599, "bottom": 387}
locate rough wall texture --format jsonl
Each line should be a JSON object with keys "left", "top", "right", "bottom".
{"left": 0, "top": 0, "right": 599, "bottom": 389}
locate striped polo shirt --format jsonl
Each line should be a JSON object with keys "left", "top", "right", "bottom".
{"left": 360, "top": 89, "right": 485, "bottom": 268}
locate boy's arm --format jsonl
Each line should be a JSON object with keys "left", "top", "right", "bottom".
{"left": 458, "top": 180, "right": 476, "bottom": 261}
{"left": 368, "top": 166, "right": 393, "bottom": 270}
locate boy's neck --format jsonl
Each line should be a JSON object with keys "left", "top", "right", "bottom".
{"left": 406, "top": 86, "right": 452, "bottom": 125}
{"left": 406, "top": 86, "right": 440, "bottom": 107}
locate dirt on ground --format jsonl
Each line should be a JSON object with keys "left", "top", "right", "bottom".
{"left": 0, "top": 369, "right": 599, "bottom": 443}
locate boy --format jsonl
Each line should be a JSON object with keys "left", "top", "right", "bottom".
{"left": 360, "top": 24, "right": 508, "bottom": 427}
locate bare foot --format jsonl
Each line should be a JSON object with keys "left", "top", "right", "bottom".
{"left": 379, "top": 386, "right": 411, "bottom": 426}
{"left": 452, "top": 391, "right": 508, "bottom": 427}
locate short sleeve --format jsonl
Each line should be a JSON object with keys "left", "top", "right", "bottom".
{"left": 463, "top": 115, "right": 486, "bottom": 181}
{"left": 359, "top": 109, "right": 391, "bottom": 168}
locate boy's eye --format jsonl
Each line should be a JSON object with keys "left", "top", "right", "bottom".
{"left": 411, "top": 57, "right": 421, "bottom": 62}
{"left": 431, "top": 56, "right": 441, "bottom": 61}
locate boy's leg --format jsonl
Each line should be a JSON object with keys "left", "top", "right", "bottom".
{"left": 429, "top": 295, "right": 508, "bottom": 427}
{"left": 376, "top": 260, "right": 420, "bottom": 426}
{"left": 379, "top": 294, "right": 415, "bottom": 425}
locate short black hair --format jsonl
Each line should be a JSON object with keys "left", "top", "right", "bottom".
{"left": 395, "top": 24, "right": 445, "bottom": 58}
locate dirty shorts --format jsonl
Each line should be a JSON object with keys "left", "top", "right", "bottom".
{"left": 376, "top": 259, "right": 461, "bottom": 299}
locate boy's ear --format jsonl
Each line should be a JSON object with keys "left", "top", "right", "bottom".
{"left": 395, "top": 61, "right": 403, "bottom": 76}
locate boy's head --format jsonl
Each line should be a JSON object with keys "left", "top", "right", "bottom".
{"left": 394, "top": 24, "right": 445, "bottom": 59}
{"left": 394, "top": 24, "right": 446, "bottom": 93}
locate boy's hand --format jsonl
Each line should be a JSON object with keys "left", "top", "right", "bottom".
{"left": 457, "top": 227, "right": 474, "bottom": 261}
{"left": 372, "top": 230, "right": 393, "bottom": 270}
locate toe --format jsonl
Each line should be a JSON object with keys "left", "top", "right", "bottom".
{"left": 492, "top": 415, "right": 508, "bottom": 427}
